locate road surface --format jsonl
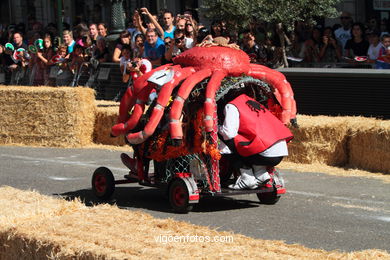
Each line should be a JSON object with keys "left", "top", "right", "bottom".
{"left": 0, "top": 146, "right": 389, "bottom": 252}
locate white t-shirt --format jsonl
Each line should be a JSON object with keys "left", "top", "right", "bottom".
{"left": 367, "top": 42, "right": 384, "bottom": 60}
{"left": 334, "top": 27, "right": 351, "bottom": 54}
{"left": 184, "top": 37, "right": 194, "bottom": 49}
{"left": 218, "top": 104, "right": 288, "bottom": 157}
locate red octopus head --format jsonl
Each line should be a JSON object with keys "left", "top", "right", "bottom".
{"left": 173, "top": 46, "right": 251, "bottom": 76}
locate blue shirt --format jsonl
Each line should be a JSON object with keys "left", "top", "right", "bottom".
{"left": 67, "top": 40, "right": 75, "bottom": 54}
{"left": 144, "top": 37, "right": 165, "bottom": 61}
{"left": 164, "top": 26, "right": 176, "bottom": 39}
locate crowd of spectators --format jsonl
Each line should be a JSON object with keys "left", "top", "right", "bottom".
{"left": 1, "top": 8, "right": 390, "bottom": 87}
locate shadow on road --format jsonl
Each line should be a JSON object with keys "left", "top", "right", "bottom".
{"left": 58, "top": 186, "right": 261, "bottom": 214}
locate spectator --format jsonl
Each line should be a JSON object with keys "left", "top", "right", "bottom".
{"left": 367, "top": 31, "right": 383, "bottom": 62}
{"left": 196, "top": 27, "right": 211, "bottom": 44}
{"left": 120, "top": 45, "right": 152, "bottom": 83}
{"left": 73, "top": 23, "right": 89, "bottom": 43}
{"left": 63, "top": 30, "right": 75, "bottom": 55}
{"left": 127, "top": 12, "right": 142, "bottom": 48}
{"left": 162, "top": 10, "right": 175, "bottom": 39}
{"left": 69, "top": 44, "right": 85, "bottom": 74}
{"left": 378, "top": 34, "right": 390, "bottom": 57}
{"left": 344, "top": 23, "right": 369, "bottom": 58}
{"left": 36, "top": 33, "right": 55, "bottom": 85}
{"left": 133, "top": 33, "right": 145, "bottom": 58}
{"left": 119, "top": 45, "right": 132, "bottom": 83}
{"left": 319, "top": 26, "right": 342, "bottom": 62}
{"left": 366, "top": 17, "right": 379, "bottom": 33}
{"left": 112, "top": 30, "right": 131, "bottom": 63}
{"left": 241, "top": 30, "right": 267, "bottom": 65}
{"left": 210, "top": 20, "right": 223, "bottom": 38}
{"left": 11, "top": 31, "right": 28, "bottom": 50}
{"left": 165, "top": 29, "right": 186, "bottom": 62}
{"left": 264, "top": 24, "right": 290, "bottom": 68}
{"left": 53, "top": 44, "right": 73, "bottom": 86}
{"left": 375, "top": 38, "right": 390, "bottom": 69}
{"left": 303, "top": 26, "right": 321, "bottom": 62}
{"left": 144, "top": 28, "right": 165, "bottom": 67}
{"left": 89, "top": 23, "right": 99, "bottom": 43}
{"left": 97, "top": 23, "right": 108, "bottom": 38}
{"left": 176, "top": 16, "right": 187, "bottom": 31}
{"left": 135, "top": 8, "right": 164, "bottom": 38}
{"left": 286, "top": 31, "right": 305, "bottom": 62}
{"left": 8, "top": 32, "right": 28, "bottom": 72}
{"left": 184, "top": 18, "right": 196, "bottom": 48}
{"left": 334, "top": 11, "right": 353, "bottom": 55}
{"left": 93, "top": 37, "right": 109, "bottom": 62}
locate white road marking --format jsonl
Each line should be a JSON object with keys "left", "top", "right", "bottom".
{"left": 288, "top": 190, "right": 386, "bottom": 205}
{"left": 48, "top": 176, "right": 85, "bottom": 181}
{"left": 374, "top": 216, "right": 390, "bottom": 222}
{"left": 0, "top": 153, "right": 129, "bottom": 175}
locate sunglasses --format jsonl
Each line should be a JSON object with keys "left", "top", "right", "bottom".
{"left": 165, "top": 41, "right": 171, "bottom": 45}
{"left": 186, "top": 24, "right": 192, "bottom": 27}
{"left": 175, "top": 36, "right": 185, "bottom": 43}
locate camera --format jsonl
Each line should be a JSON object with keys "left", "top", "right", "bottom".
{"left": 138, "top": 9, "right": 149, "bottom": 24}
{"left": 131, "top": 61, "right": 138, "bottom": 68}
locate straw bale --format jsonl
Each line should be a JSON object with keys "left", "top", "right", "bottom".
{"left": 347, "top": 119, "right": 390, "bottom": 174}
{"left": 287, "top": 115, "right": 349, "bottom": 166}
{"left": 93, "top": 104, "right": 126, "bottom": 146}
{"left": 0, "top": 86, "right": 95, "bottom": 147}
{"left": 0, "top": 186, "right": 389, "bottom": 259}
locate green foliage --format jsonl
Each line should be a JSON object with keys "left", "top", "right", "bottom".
{"left": 201, "top": 0, "right": 341, "bottom": 30}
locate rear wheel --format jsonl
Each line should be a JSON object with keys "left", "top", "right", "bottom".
{"left": 169, "top": 179, "right": 193, "bottom": 213}
{"left": 92, "top": 167, "right": 115, "bottom": 200}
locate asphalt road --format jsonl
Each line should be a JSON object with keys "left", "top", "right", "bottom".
{"left": 1, "top": 146, "right": 389, "bottom": 252}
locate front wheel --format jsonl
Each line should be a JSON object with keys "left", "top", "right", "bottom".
{"left": 169, "top": 179, "right": 193, "bottom": 213}
{"left": 92, "top": 167, "right": 115, "bottom": 200}
{"left": 257, "top": 189, "right": 280, "bottom": 205}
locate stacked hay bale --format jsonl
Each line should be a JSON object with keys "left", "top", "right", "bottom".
{"left": 348, "top": 118, "right": 390, "bottom": 174}
{"left": 93, "top": 100, "right": 126, "bottom": 146}
{"left": 0, "top": 186, "right": 388, "bottom": 259}
{"left": 0, "top": 86, "right": 95, "bottom": 147}
{"left": 287, "top": 115, "right": 350, "bottom": 166}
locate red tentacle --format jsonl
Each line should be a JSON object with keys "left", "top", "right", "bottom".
{"left": 111, "top": 82, "right": 156, "bottom": 136}
{"left": 248, "top": 64, "right": 296, "bottom": 124}
{"left": 126, "top": 67, "right": 195, "bottom": 144}
{"left": 116, "top": 63, "right": 174, "bottom": 124}
{"left": 204, "top": 70, "right": 227, "bottom": 132}
{"left": 169, "top": 68, "right": 213, "bottom": 140}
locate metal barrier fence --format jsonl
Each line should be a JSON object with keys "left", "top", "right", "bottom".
{"left": 0, "top": 61, "right": 128, "bottom": 101}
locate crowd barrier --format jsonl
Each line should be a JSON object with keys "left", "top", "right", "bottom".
{"left": 0, "top": 61, "right": 128, "bottom": 101}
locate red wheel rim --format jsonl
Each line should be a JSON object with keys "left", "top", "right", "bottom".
{"left": 94, "top": 174, "right": 106, "bottom": 193}
{"left": 172, "top": 185, "right": 186, "bottom": 206}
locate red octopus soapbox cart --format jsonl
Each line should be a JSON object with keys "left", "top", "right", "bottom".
{"left": 92, "top": 76, "right": 288, "bottom": 213}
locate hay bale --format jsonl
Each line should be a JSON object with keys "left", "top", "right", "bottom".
{"left": 0, "top": 186, "right": 388, "bottom": 259}
{"left": 93, "top": 102, "right": 126, "bottom": 146}
{"left": 348, "top": 119, "right": 390, "bottom": 174}
{"left": 287, "top": 115, "right": 349, "bottom": 166}
{"left": 0, "top": 86, "right": 95, "bottom": 147}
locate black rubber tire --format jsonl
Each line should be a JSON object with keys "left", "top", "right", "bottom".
{"left": 257, "top": 189, "right": 280, "bottom": 205}
{"left": 169, "top": 179, "right": 193, "bottom": 213}
{"left": 92, "top": 167, "right": 115, "bottom": 200}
